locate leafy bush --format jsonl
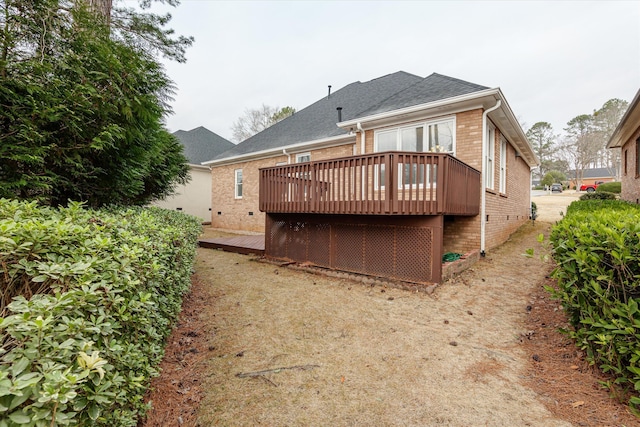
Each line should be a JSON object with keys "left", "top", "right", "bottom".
{"left": 0, "top": 199, "right": 201, "bottom": 426}
{"left": 579, "top": 191, "right": 617, "bottom": 201}
{"left": 596, "top": 182, "right": 622, "bottom": 194}
{"left": 549, "top": 199, "right": 640, "bottom": 407}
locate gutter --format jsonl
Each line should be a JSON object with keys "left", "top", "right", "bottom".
{"left": 282, "top": 148, "right": 291, "bottom": 164}
{"left": 357, "top": 122, "right": 365, "bottom": 154}
{"left": 481, "top": 99, "right": 501, "bottom": 257}
{"left": 337, "top": 88, "right": 500, "bottom": 128}
{"left": 201, "top": 133, "right": 355, "bottom": 167}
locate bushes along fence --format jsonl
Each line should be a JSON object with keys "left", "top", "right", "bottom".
{"left": 0, "top": 199, "right": 201, "bottom": 426}
{"left": 550, "top": 199, "right": 640, "bottom": 407}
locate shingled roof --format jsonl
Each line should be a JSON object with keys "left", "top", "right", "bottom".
{"left": 172, "top": 126, "right": 235, "bottom": 165}
{"left": 209, "top": 72, "right": 491, "bottom": 162}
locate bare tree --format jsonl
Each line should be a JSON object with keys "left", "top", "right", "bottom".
{"left": 231, "top": 105, "right": 295, "bottom": 142}
{"left": 559, "top": 114, "right": 601, "bottom": 187}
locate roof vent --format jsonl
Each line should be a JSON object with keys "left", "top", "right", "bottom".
{"left": 337, "top": 107, "right": 343, "bottom": 122}
{"left": 327, "top": 85, "right": 332, "bottom": 99}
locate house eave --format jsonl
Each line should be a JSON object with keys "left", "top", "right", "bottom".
{"left": 202, "top": 133, "right": 356, "bottom": 167}
{"left": 338, "top": 87, "right": 539, "bottom": 168}
{"left": 606, "top": 89, "right": 640, "bottom": 149}
{"left": 189, "top": 163, "right": 210, "bottom": 170}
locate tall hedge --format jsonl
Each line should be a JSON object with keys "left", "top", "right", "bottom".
{"left": 0, "top": 199, "right": 201, "bottom": 426}
{"left": 550, "top": 199, "right": 640, "bottom": 407}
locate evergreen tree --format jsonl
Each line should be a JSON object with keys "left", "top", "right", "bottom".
{"left": 0, "top": 0, "right": 193, "bottom": 206}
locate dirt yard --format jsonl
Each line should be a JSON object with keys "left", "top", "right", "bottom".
{"left": 143, "top": 191, "right": 638, "bottom": 426}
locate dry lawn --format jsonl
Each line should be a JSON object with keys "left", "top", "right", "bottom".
{"left": 143, "top": 190, "right": 638, "bottom": 426}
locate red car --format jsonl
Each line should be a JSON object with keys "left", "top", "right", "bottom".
{"left": 579, "top": 181, "right": 605, "bottom": 192}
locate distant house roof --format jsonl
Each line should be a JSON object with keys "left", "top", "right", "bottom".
{"left": 204, "top": 71, "right": 536, "bottom": 167}
{"left": 173, "top": 126, "right": 235, "bottom": 165}
{"left": 568, "top": 168, "right": 615, "bottom": 179}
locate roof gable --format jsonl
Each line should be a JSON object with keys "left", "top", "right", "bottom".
{"left": 354, "top": 73, "right": 489, "bottom": 119}
{"left": 173, "top": 126, "right": 235, "bottom": 164}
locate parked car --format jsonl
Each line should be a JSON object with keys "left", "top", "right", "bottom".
{"left": 579, "top": 181, "right": 605, "bottom": 192}
{"left": 551, "top": 183, "right": 563, "bottom": 193}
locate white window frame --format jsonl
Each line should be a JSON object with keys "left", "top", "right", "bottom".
{"left": 499, "top": 137, "right": 507, "bottom": 193}
{"left": 373, "top": 117, "right": 456, "bottom": 155}
{"left": 234, "top": 169, "right": 243, "bottom": 199}
{"left": 373, "top": 117, "right": 456, "bottom": 189}
{"left": 485, "top": 124, "right": 495, "bottom": 190}
{"left": 295, "top": 152, "right": 311, "bottom": 163}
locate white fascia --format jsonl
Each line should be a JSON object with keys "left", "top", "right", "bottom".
{"left": 189, "top": 163, "right": 210, "bottom": 170}
{"left": 201, "top": 133, "right": 356, "bottom": 167}
{"left": 338, "top": 87, "right": 539, "bottom": 168}
{"left": 337, "top": 88, "right": 501, "bottom": 130}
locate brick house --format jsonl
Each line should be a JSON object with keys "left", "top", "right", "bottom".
{"left": 568, "top": 167, "right": 615, "bottom": 190}
{"left": 204, "top": 72, "right": 538, "bottom": 283}
{"left": 154, "top": 126, "right": 234, "bottom": 221}
{"left": 607, "top": 89, "right": 640, "bottom": 203}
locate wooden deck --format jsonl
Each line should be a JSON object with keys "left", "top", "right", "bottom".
{"left": 259, "top": 151, "right": 481, "bottom": 216}
{"left": 198, "top": 235, "right": 265, "bottom": 255}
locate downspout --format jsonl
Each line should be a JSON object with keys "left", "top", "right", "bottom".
{"left": 357, "top": 122, "right": 365, "bottom": 154}
{"left": 480, "top": 99, "right": 501, "bottom": 257}
{"left": 282, "top": 148, "right": 291, "bottom": 164}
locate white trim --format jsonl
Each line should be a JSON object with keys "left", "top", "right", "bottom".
{"left": 189, "top": 163, "right": 210, "bottom": 171}
{"left": 373, "top": 116, "right": 456, "bottom": 155}
{"left": 338, "top": 88, "right": 500, "bottom": 128}
{"left": 234, "top": 169, "right": 243, "bottom": 199}
{"left": 485, "top": 123, "right": 495, "bottom": 190}
{"left": 296, "top": 152, "right": 311, "bottom": 163}
{"left": 481, "top": 99, "right": 502, "bottom": 255}
{"left": 339, "top": 87, "right": 538, "bottom": 168}
{"left": 202, "top": 134, "right": 355, "bottom": 167}
{"left": 499, "top": 137, "right": 507, "bottom": 193}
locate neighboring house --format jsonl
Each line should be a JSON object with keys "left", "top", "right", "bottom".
{"left": 607, "top": 89, "right": 640, "bottom": 203}
{"left": 154, "top": 126, "right": 234, "bottom": 221}
{"left": 568, "top": 167, "right": 615, "bottom": 189}
{"left": 204, "top": 72, "right": 538, "bottom": 283}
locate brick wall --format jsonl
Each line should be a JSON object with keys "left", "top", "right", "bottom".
{"left": 210, "top": 144, "right": 355, "bottom": 232}
{"left": 441, "top": 110, "right": 483, "bottom": 253}
{"left": 620, "top": 126, "right": 640, "bottom": 203}
{"left": 211, "top": 108, "right": 533, "bottom": 254}
{"left": 484, "top": 128, "right": 532, "bottom": 250}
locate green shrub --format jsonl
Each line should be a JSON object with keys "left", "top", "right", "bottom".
{"left": 0, "top": 199, "right": 201, "bottom": 426}
{"left": 596, "top": 181, "right": 622, "bottom": 194}
{"left": 579, "top": 191, "right": 617, "bottom": 201}
{"left": 549, "top": 199, "right": 640, "bottom": 408}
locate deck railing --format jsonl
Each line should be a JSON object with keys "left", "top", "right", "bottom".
{"left": 259, "top": 151, "right": 481, "bottom": 216}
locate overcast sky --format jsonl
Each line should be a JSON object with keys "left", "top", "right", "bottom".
{"left": 155, "top": 0, "right": 640, "bottom": 142}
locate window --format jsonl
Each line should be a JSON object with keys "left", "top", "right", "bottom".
{"left": 624, "top": 149, "right": 628, "bottom": 175}
{"left": 499, "top": 137, "right": 507, "bottom": 193}
{"left": 485, "top": 124, "right": 495, "bottom": 189}
{"left": 374, "top": 118, "right": 455, "bottom": 154}
{"left": 296, "top": 153, "right": 311, "bottom": 163}
{"left": 636, "top": 139, "right": 640, "bottom": 178}
{"left": 374, "top": 118, "right": 455, "bottom": 188}
{"left": 234, "top": 169, "right": 243, "bottom": 199}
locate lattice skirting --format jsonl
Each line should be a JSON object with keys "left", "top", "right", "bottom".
{"left": 265, "top": 214, "right": 443, "bottom": 284}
